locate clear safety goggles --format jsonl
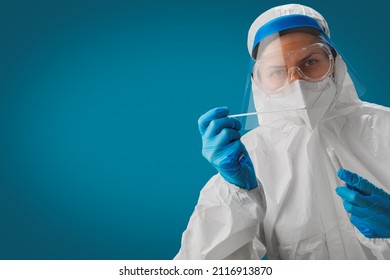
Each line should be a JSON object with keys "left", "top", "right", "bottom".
{"left": 252, "top": 42, "right": 334, "bottom": 92}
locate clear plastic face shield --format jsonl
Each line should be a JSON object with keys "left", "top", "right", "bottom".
{"left": 232, "top": 15, "right": 365, "bottom": 132}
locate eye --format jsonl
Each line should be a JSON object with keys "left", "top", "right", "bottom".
{"left": 304, "top": 59, "right": 318, "bottom": 67}
{"left": 269, "top": 69, "right": 287, "bottom": 80}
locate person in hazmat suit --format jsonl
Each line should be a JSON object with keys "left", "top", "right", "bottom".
{"left": 175, "top": 4, "right": 390, "bottom": 260}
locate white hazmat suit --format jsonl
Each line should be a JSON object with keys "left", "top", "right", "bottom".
{"left": 175, "top": 4, "right": 390, "bottom": 260}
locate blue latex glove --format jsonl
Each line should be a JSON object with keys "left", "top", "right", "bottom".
{"left": 336, "top": 168, "right": 390, "bottom": 238}
{"left": 198, "top": 107, "right": 257, "bottom": 190}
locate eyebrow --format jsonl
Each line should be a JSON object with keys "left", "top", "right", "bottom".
{"left": 265, "top": 65, "right": 285, "bottom": 70}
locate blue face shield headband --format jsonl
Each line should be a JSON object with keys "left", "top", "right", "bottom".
{"left": 252, "top": 14, "right": 327, "bottom": 56}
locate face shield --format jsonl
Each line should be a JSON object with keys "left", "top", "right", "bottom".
{"left": 232, "top": 14, "right": 365, "bottom": 132}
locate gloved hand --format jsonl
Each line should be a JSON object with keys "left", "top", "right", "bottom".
{"left": 336, "top": 168, "right": 390, "bottom": 238}
{"left": 198, "top": 107, "right": 258, "bottom": 190}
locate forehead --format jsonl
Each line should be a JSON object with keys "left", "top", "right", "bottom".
{"left": 261, "top": 32, "right": 321, "bottom": 57}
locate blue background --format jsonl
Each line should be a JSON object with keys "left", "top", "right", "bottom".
{"left": 0, "top": 0, "right": 389, "bottom": 259}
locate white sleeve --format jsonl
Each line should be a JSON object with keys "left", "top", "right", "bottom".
{"left": 174, "top": 174, "right": 267, "bottom": 260}
{"left": 354, "top": 228, "right": 390, "bottom": 259}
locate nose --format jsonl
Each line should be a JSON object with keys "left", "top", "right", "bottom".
{"left": 288, "top": 67, "right": 302, "bottom": 83}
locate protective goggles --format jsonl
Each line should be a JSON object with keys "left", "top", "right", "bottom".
{"left": 252, "top": 42, "right": 334, "bottom": 92}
